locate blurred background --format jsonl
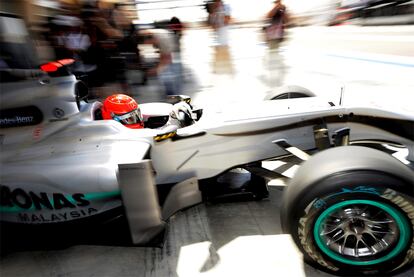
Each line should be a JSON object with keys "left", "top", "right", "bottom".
{"left": 1, "top": 0, "right": 414, "bottom": 106}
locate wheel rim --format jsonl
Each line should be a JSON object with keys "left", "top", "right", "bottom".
{"left": 313, "top": 199, "right": 411, "bottom": 266}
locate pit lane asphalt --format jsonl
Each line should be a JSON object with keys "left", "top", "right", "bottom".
{"left": 1, "top": 25, "right": 414, "bottom": 277}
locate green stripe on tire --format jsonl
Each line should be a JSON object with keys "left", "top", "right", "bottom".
{"left": 313, "top": 199, "right": 411, "bottom": 266}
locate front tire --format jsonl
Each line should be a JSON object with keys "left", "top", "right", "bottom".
{"left": 281, "top": 146, "right": 414, "bottom": 275}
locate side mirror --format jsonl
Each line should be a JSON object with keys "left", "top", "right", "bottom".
{"left": 75, "top": 81, "right": 89, "bottom": 109}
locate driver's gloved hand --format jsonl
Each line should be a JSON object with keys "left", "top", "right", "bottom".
{"left": 170, "top": 102, "right": 194, "bottom": 126}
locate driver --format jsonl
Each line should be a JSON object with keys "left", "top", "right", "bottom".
{"left": 100, "top": 93, "right": 193, "bottom": 129}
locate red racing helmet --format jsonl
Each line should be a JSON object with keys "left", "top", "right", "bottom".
{"left": 101, "top": 94, "right": 144, "bottom": 129}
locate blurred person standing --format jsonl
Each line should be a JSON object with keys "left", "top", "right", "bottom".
{"left": 46, "top": 0, "right": 88, "bottom": 60}
{"left": 110, "top": 3, "right": 131, "bottom": 33}
{"left": 208, "top": 0, "right": 231, "bottom": 47}
{"left": 168, "top": 17, "right": 184, "bottom": 54}
{"left": 265, "top": 0, "right": 288, "bottom": 50}
{"left": 208, "top": 0, "right": 233, "bottom": 74}
{"left": 141, "top": 29, "right": 182, "bottom": 96}
{"left": 263, "top": 0, "right": 288, "bottom": 88}
{"left": 53, "top": 16, "right": 91, "bottom": 61}
{"left": 168, "top": 17, "right": 184, "bottom": 82}
{"left": 80, "top": 1, "right": 125, "bottom": 94}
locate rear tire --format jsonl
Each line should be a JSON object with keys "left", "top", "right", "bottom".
{"left": 281, "top": 146, "right": 414, "bottom": 275}
{"left": 265, "top": 85, "right": 315, "bottom": 100}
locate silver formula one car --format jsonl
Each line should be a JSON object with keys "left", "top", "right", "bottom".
{"left": 2, "top": 71, "right": 413, "bottom": 275}
{"left": 1, "top": 14, "right": 414, "bottom": 277}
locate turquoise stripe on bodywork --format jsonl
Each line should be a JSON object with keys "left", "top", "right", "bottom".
{"left": 82, "top": 190, "right": 121, "bottom": 201}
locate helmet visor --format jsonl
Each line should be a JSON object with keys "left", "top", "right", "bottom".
{"left": 113, "top": 109, "right": 143, "bottom": 126}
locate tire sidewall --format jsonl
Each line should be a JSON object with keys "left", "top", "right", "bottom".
{"left": 288, "top": 171, "right": 414, "bottom": 275}
{"left": 265, "top": 85, "right": 315, "bottom": 100}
